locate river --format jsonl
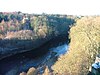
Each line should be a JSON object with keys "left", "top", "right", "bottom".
{"left": 0, "top": 43, "right": 68, "bottom": 75}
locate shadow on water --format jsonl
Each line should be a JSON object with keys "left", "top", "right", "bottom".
{"left": 0, "top": 34, "right": 69, "bottom": 75}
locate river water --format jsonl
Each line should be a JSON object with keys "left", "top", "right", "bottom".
{"left": 0, "top": 44, "right": 68, "bottom": 75}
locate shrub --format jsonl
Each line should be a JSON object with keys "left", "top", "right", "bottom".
{"left": 27, "top": 67, "right": 37, "bottom": 75}
{"left": 52, "top": 16, "right": 100, "bottom": 75}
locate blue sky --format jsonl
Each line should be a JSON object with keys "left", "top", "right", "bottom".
{"left": 0, "top": 0, "right": 100, "bottom": 15}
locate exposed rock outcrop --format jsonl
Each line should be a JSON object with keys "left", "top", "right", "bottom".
{"left": 0, "top": 29, "right": 69, "bottom": 60}
{"left": 0, "top": 13, "right": 75, "bottom": 60}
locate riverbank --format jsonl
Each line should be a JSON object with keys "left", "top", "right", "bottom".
{"left": 0, "top": 34, "right": 69, "bottom": 75}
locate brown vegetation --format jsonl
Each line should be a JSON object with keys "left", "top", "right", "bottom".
{"left": 52, "top": 16, "right": 100, "bottom": 75}
{"left": 20, "top": 66, "right": 51, "bottom": 75}
{"left": 20, "top": 72, "right": 27, "bottom": 75}
{"left": 27, "top": 67, "right": 38, "bottom": 75}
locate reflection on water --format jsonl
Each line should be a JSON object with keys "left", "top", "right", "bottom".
{"left": 0, "top": 44, "right": 68, "bottom": 75}
{"left": 50, "top": 44, "right": 68, "bottom": 56}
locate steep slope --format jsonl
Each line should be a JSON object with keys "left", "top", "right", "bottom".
{"left": 0, "top": 13, "right": 75, "bottom": 60}
{"left": 52, "top": 16, "right": 100, "bottom": 75}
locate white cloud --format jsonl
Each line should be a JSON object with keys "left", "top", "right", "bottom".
{"left": 0, "top": 0, "right": 100, "bottom": 15}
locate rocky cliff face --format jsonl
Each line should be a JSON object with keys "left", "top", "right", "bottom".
{"left": 0, "top": 29, "right": 68, "bottom": 60}
{"left": 0, "top": 13, "right": 76, "bottom": 60}
{"left": 0, "top": 13, "right": 75, "bottom": 60}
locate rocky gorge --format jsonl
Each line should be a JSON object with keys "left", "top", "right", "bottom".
{"left": 0, "top": 13, "right": 100, "bottom": 75}
{"left": 0, "top": 13, "right": 75, "bottom": 75}
{"left": 0, "top": 36, "right": 69, "bottom": 75}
